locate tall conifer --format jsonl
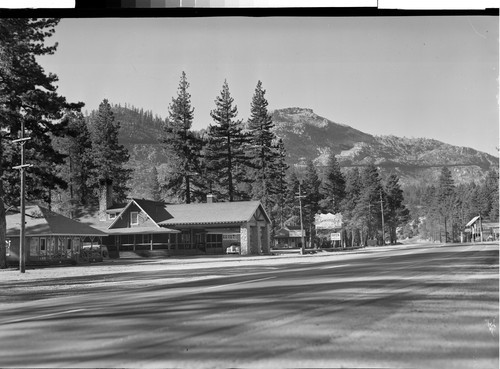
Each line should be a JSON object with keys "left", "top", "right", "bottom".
{"left": 247, "top": 81, "right": 279, "bottom": 212}
{"left": 160, "top": 72, "right": 202, "bottom": 203}
{"left": 87, "top": 99, "right": 131, "bottom": 205}
{"left": 0, "top": 19, "right": 82, "bottom": 268}
{"left": 320, "top": 152, "right": 345, "bottom": 214}
{"left": 384, "top": 174, "right": 410, "bottom": 244}
{"left": 437, "top": 167, "right": 455, "bottom": 242}
{"left": 206, "top": 80, "right": 250, "bottom": 202}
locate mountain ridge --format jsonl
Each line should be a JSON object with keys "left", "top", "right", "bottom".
{"left": 107, "top": 104, "right": 498, "bottom": 188}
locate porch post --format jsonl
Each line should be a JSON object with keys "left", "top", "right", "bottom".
{"left": 256, "top": 223, "right": 262, "bottom": 255}
{"left": 150, "top": 234, "right": 153, "bottom": 251}
{"left": 240, "top": 224, "right": 250, "bottom": 255}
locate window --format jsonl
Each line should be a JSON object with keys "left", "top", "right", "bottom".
{"left": 109, "top": 213, "right": 116, "bottom": 220}
{"left": 40, "top": 238, "right": 46, "bottom": 252}
{"left": 130, "top": 211, "right": 139, "bottom": 225}
{"left": 206, "top": 234, "right": 222, "bottom": 249}
{"left": 67, "top": 238, "right": 72, "bottom": 250}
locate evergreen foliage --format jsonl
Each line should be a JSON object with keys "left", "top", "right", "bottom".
{"left": 247, "top": 81, "right": 279, "bottom": 212}
{"left": 205, "top": 80, "right": 251, "bottom": 202}
{"left": 0, "top": 18, "right": 82, "bottom": 268}
{"left": 340, "top": 168, "right": 362, "bottom": 246}
{"left": 160, "top": 72, "right": 204, "bottom": 203}
{"left": 147, "top": 166, "right": 162, "bottom": 202}
{"left": 51, "top": 111, "right": 93, "bottom": 217}
{"left": 319, "top": 152, "right": 345, "bottom": 214}
{"left": 271, "top": 138, "right": 289, "bottom": 229}
{"left": 283, "top": 171, "right": 301, "bottom": 227}
{"left": 384, "top": 174, "right": 410, "bottom": 244}
{"left": 301, "top": 160, "right": 322, "bottom": 243}
{"left": 87, "top": 99, "right": 131, "bottom": 203}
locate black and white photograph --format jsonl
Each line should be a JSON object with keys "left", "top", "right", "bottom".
{"left": 0, "top": 2, "right": 498, "bottom": 368}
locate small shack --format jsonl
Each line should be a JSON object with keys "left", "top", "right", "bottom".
{"left": 6, "top": 205, "right": 107, "bottom": 266}
{"left": 464, "top": 215, "right": 499, "bottom": 242}
{"left": 274, "top": 227, "right": 306, "bottom": 249}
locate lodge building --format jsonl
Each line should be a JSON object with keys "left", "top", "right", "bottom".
{"left": 81, "top": 195, "right": 271, "bottom": 256}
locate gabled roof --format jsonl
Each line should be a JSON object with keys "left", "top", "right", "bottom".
{"left": 6, "top": 205, "right": 106, "bottom": 237}
{"left": 158, "top": 201, "right": 270, "bottom": 226}
{"left": 107, "top": 198, "right": 173, "bottom": 229}
{"left": 465, "top": 215, "right": 481, "bottom": 227}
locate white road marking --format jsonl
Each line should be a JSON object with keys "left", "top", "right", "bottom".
{"left": 2, "top": 308, "right": 87, "bottom": 325}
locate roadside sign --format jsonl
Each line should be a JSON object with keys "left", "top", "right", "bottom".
{"left": 330, "top": 233, "right": 341, "bottom": 241}
{"left": 289, "top": 230, "right": 305, "bottom": 238}
{"left": 315, "top": 213, "right": 342, "bottom": 230}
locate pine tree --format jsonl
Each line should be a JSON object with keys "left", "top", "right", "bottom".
{"left": 0, "top": 19, "right": 82, "bottom": 268}
{"left": 302, "top": 160, "right": 322, "bottom": 245}
{"left": 87, "top": 99, "right": 131, "bottom": 205}
{"left": 247, "top": 81, "right": 279, "bottom": 212}
{"left": 341, "top": 168, "right": 362, "bottom": 246}
{"left": 160, "top": 72, "right": 203, "bottom": 203}
{"left": 206, "top": 80, "right": 251, "bottom": 202}
{"left": 384, "top": 174, "right": 410, "bottom": 244}
{"left": 51, "top": 111, "right": 93, "bottom": 217}
{"left": 437, "top": 167, "right": 455, "bottom": 242}
{"left": 355, "top": 164, "right": 384, "bottom": 245}
{"left": 283, "top": 171, "right": 301, "bottom": 227}
{"left": 271, "top": 138, "right": 289, "bottom": 229}
{"left": 483, "top": 169, "right": 499, "bottom": 221}
{"left": 319, "top": 152, "right": 345, "bottom": 214}
{"left": 147, "top": 166, "right": 162, "bottom": 202}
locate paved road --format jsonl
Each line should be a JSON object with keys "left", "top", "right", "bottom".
{"left": 0, "top": 243, "right": 498, "bottom": 368}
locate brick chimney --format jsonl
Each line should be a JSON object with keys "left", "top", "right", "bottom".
{"left": 207, "top": 194, "right": 216, "bottom": 204}
{"left": 99, "top": 180, "right": 113, "bottom": 221}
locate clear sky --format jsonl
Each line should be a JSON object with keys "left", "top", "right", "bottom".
{"left": 37, "top": 16, "right": 499, "bottom": 156}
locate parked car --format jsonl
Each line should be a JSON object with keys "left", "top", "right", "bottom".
{"left": 81, "top": 243, "right": 109, "bottom": 261}
{"left": 226, "top": 244, "right": 241, "bottom": 255}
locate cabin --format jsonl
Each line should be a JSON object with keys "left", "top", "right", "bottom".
{"left": 464, "top": 215, "right": 499, "bottom": 242}
{"left": 6, "top": 205, "right": 107, "bottom": 266}
{"left": 81, "top": 194, "right": 272, "bottom": 256}
{"left": 274, "top": 227, "right": 307, "bottom": 249}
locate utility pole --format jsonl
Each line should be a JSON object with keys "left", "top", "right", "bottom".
{"left": 296, "top": 183, "right": 306, "bottom": 255}
{"left": 380, "top": 191, "right": 385, "bottom": 245}
{"left": 12, "top": 119, "right": 32, "bottom": 274}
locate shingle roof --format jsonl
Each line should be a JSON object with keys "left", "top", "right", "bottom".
{"left": 132, "top": 198, "right": 173, "bottom": 223}
{"left": 158, "top": 201, "right": 269, "bottom": 226}
{"left": 6, "top": 205, "right": 107, "bottom": 237}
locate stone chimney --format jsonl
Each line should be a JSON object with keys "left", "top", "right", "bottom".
{"left": 99, "top": 180, "right": 113, "bottom": 221}
{"left": 207, "top": 194, "right": 216, "bottom": 204}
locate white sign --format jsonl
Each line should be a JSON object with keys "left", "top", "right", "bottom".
{"left": 315, "top": 213, "right": 342, "bottom": 230}
{"left": 330, "top": 233, "right": 341, "bottom": 241}
{"left": 289, "top": 230, "right": 306, "bottom": 238}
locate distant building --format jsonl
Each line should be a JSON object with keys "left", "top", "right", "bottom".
{"left": 274, "top": 227, "right": 306, "bottom": 249}
{"left": 464, "top": 215, "right": 499, "bottom": 242}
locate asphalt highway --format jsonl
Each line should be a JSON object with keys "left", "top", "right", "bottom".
{"left": 0, "top": 242, "right": 498, "bottom": 368}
